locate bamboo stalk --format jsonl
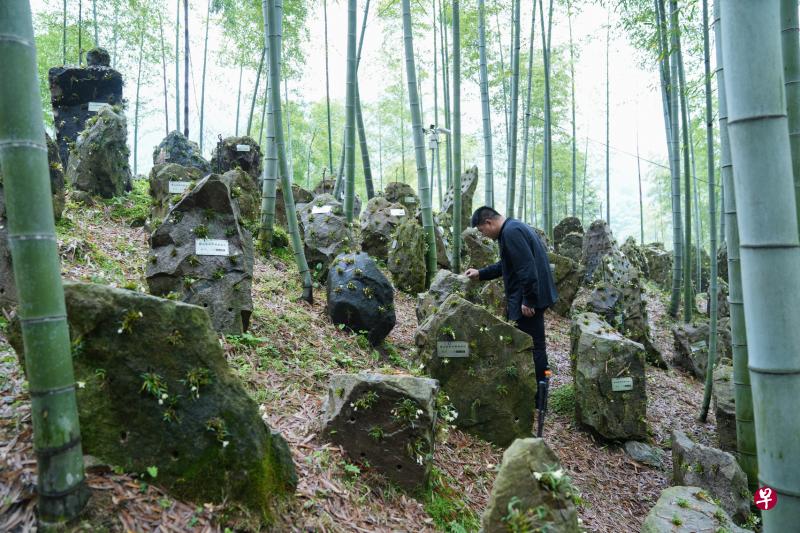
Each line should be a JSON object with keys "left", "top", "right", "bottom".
{"left": 183, "top": 0, "right": 188, "bottom": 137}
{"left": 343, "top": 0, "right": 357, "bottom": 221}
{"left": 506, "top": 0, "right": 521, "bottom": 217}
{"left": 452, "top": 0, "right": 461, "bottom": 273}
{"left": 782, "top": 0, "right": 800, "bottom": 231}
{"left": 324, "top": 0, "right": 333, "bottom": 175}
{"left": 159, "top": 11, "right": 170, "bottom": 136}
{"left": 133, "top": 19, "right": 144, "bottom": 176}
{"left": 520, "top": 1, "right": 536, "bottom": 221}
{"left": 477, "top": 0, "right": 493, "bottom": 207}
{"left": 199, "top": 0, "right": 211, "bottom": 152}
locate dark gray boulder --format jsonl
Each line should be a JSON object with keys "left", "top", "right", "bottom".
{"left": 388, "top": 218, "right": 427, "bottom": 294}
{"left": 313, "top": 177, "right": 336, "bottom": 196}
{"left": 571, "top": 312, "right": 647, "bottom": 440}
{"left": 275, "top": 181, "right": 313, "bottom": 227}
{"left": 8, "top": 282, "right": 296, "bottom": 521}
{"left": 642, "top": 486, "right": 749, "bottom": 533}
{"left": 433, "top": 211, "right": 453, "bottom": 269}
{"left": 558, "top": 232, "right": 584, "bottom": 263}
{"left": 671, "top": 430, "right": 750, "bottom": 523}
{"left": 461, "top": 227, "right": 498, "bottom": 270}
{"left": 65, "top": 105, "right": 132, "bottom": 197}
{"left": 624, "top": 441, "right": 664, "bottom": 469}
{"left": 210, "top": 136, "right": 262, "bottom": 181}
{"left": 298, "top": 194, "right": 356, "bottom": 278}
{"left": 415, "top": 295, "right": 536, "bottom": 446}
{"left": 671, "top": 320, "right": 732, "bottom": 380}
{"left": 581, "top": 219, "right": 618, "bottom": 281}
{"left": 482, "top": 438, "right": 581, "bottom": 532}
{"left": 383, "top": 182, "right": 419, "bottom": 213}
{"left": 359, "top": 196, "right": 406, "bottom": 260}
{"left": 642, "top": 243, "right": 673, "bottom": 290}
{"left": 146, "top": 174, "right": 254, "bottom": 335}
{"left": 153, "top": 131, "right": 211, "bottom": 174}
{"left": 620, "top": 236, "right": 649, "bottom": 278}
{"left": 415, "top": 269, "right": 479, "bottom": 323}
{"left": 553, "top": 216, "right": 583, "bottom": 249}
{"left": 148, "top": 163, "right": 204, "bottom": 223}
{"left": 322, "top": 372, "right": 439, "bottom": 491}
{"left": 441, "top": 166, "right": 479, "bottom": 233}
{"left": 327, "top": 252, "right": 396, "bottom": 345}
{"left": 549, "top": 252, "right": 583, "bottom": 317}
{"left": 712, "top": 364, "right": 737, "bottom": 453}
{"left": 220, "top": 168, "right": 261, "bottom": 231}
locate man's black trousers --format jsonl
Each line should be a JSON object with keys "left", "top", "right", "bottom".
{"left": 515, "top": 309, "right": 549, "bottom": 382}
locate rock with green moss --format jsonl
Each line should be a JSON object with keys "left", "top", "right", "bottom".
{"left": 441, "top": 166, "right": 478, "bottom": 233}
{"left": 620, "top": 236, "right": 649, "bottom": 278}
{"left": 671, "top": 430, "right": 750, "bottom": 524}
{"left": 642, "top": 243, "right": 673, "bottom": 290}
{"left": 415, "top": 269, "right": 479, "bottom": 323}
{"left": 482, "top": 438, "right": 581, "bottom": 532}
{"left": 66, "top": 105, "right": 132, "bottom": 197}
{"left": 558, "top": 232, "right": 584, "bottom": 263}
{"left": 147, "top": 163, "right": 204, "bottom": 222}
{"left": 322, "top": 372, "right": 439, "bottom": 490}
{"left": 360, "top": 196, "right": 406, "bottom": 260}
{"left": 383, "top": 182, "right": 418, "bottom": 214}
{"left": 211, "top": 136, "right": 262, "bottom": 181}
{"left": 570, "top": 312, "right": 647, "bottom": 440}
{"left": 298, "top": 194, "right": 356, "bottom": 279}
{"left": 549, "top": 252, "right": 583, "bottom": 317}
{"left": 146, "top": 174, "right": 254, "bottom": 334}
{"left": 415, "top": 295, "right": 536, "bottom": 446}
{"left": 581, "top": 220, "right": 618, "bottom": 281}
{"left": 388, "top": 218, "right": 427, "bottom": 294}
{"left": 553, "top": 217, "right": 583, "bottom": 249}
{"left": 275, "top": 181, "right": 314, "bottom": 227}
{"left": 220, "top": 169, "right": 261, "bottom": 232}
{"left": 153, "top": 131, "right": 211, "bottom": 174}
{"left": 433, "top": 211, "right": 453, "bottom": 269}
{"left": 642, "top": 486, "right": 750, "bottom": 533}
{"left": 476, "top": 279, "right": 507, "bottom": 318}
{"left": 461, "top": 227, "right": 498, "bottom": 270}
{"left": 8, "top": 282, "right": 296, "bottom": 524}
{"left": 671, "top": 320, "right": 732, "bottom": 380}
{"left": 712, "top": 365, "right": 736, "bottom": 453}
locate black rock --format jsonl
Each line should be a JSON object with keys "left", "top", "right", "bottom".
{"left": 211, "top": 136, "right": 262, "bottom": 181}
{"left": 152, "top": 131, "right": 211, "bottom": 174}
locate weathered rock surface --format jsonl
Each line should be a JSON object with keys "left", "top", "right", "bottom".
{"left": 415, "top": 270, "right": 479, "bottom": 323}
{"left": 219, "top": 169, "right": 261, "bottom": 230}
{"left": 153, "top": 131, "right": 211, "bottom": 174}
{"left": 275, "top": 181, "right": 313, "bottom": 227}
{"left": 360, "top": 196, "right": 406, "bottom": 260}
{"left": 476, "top": 279, "right": 507, "bottom": 319}
{"left": 415, "top": 295, "right": 536, "bottom": 446}
{"left": 624, "top": 441, "right": 664, "bottom": 469}
{"left": 298, "top": 194, "right": 356, "bottom": 278}
{"left": 642, "top": 486, "right": 749, "bottom": 533}
{"left": 571, "top": 312, "right": 647, "bottom": 440}
{"left": 461, "top": 227, "right": 498, "bottom": 270}
{"left": 433, "top": 211, "right": 453, "bottom": 269}
{"left": 581, "top": 220, "right": 618, "bottom": 281}
{"left": 549, "top": 252, "right": 583, "bottom": 317}
{"left": 712, "top": 364, "right": 737, "bottom": 453}
{"left": 66, "top": 105, "right": 132, "bottom": 197}
{"left": 553, "top": 217, "right": 583, "bottom": 249}
{"left": 327, "top": 252, "right": 396, "bottom": 345}
{"left": 48, "top": 54, "right": 124, "bottom": 166}
{"left": 717, "top": 242, "right": 728, "bottom": 282}
{"left": 558, "top": 232, "right": 584, "bottom": 263}
{"left": 45, "top": 132, "right": 66, "bottom": 220}
{"left": 9, "top": 282, "right": 296, "bottom": 520}
{"left": 671, "top": 320, "right": 732, "bottom": 380}
{"left": 671, "top": 430, "right": 750, "bottom": 523}
{"left": 322, "top": 373, "right": 438, "bottom": 491}
{"left": 383, "top": 182, "right": 419, "bottom": 213}
{"left": 210, "top": 136, "right": 262, "bottom": 181}
{"left": 388, "top": 218, "right": 427, "bottom": 294}
{"left": 148, "top": 163, "right": 204, "bottom": 222}
{"left": 620, "top": 236, "right": 649, "bottom": 278}
{"left": 642, "top": 243, "right": 673, "bottom": 290}
{"left": 441, "top": 166, "right": 478, "bottom": 233}
{"left": 146, "top": 174, "right": 254, "bottom": 334}
{"left": 482, "top": 438, "right": 581, "bottom": 533}
{"left": 313, "top": 177, "right": 336, "bottom": 196}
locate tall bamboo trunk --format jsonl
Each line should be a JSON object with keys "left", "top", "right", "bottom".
{"left": 477, "top": 0, "right": 493, "bottom": 207}
{"left": 343, "top": 0, "right": 357, "bottom": 221}
{"left": 133, "top": 22, "right": 144, "bottom": 176}
{"left": 440, "top": 0, "right": 452, "bottom": 189}
{"left": 605, "top": 9, "right": 610, "bottom": 224}
{"left": 199, "top": 0, "right": 211, "bottom": 152}
{"left": 569, "top": 2, "right": 576, "bottom": 216}
{"left": 248, "top": 49, "right": 265, "bottom": 138}
{"left": 175, "top": 0, "right": 180, "bottom": 133}
{"left": 637, "top": 132, "right": 644, "bottom": 244}
{"left": 668, "top": 0, "right": 684, "bottom": 317}
{"left": 400, "top": 65, "right": 406, "bottom": 182}
{"left": 159, "top": 12, "right": 170, "bottom": 135}
{"left": 520, "top": 3, "right": 536, "bottom": 221}
{"left": 284, "top": 78, "right": 293, "bottom": 179}
{"left": 92, "top": 0, "right": 98, "bottom": 45}
{"left": 354, "top": 0, "right": 374, "bottom": 200}
{"left": 721, "top": 1, "right": 800, "bottom": 526}
{"left": 433, "top": 0, "right": 442, "bottom": 208}
{"left": 324, "top": 0, "right": 333, "bottom": 173}
{"left": 782, "top": 0, "right": 800, "bottom": 231}
{"left": 306, "top": 127, "right": 318, "bottom": 188}
{"left": 235, "top": 59, "right": 243, "bottom": 136}
{"left": 451, "top": 0, "right": 462, "bottom": 273}
{"left": 0, "top": 0, "right": 89, "bottom": 522}
{"left": 183, "top": 0, "right": 189, "bottom": 137}
{"left": 63, "top": 0, "right": 67, "bottom": 64}
{"left": 494, "top": 13, "right": 510, "bottom": 167}
{"left": 581, "top": 136, "right": 588, "bottom": 223}
{"left": 402, "top": 0, "right": 437, "bottom": 284}
{"left": 258, "top": 0, "right": 277, "bottom": 254}
{"left": 689, "top": 125, "right": 702, "bottom": 290}
{"left": 677, "top": 24, "right": 693, "bottom": 322}
{"left": 112, "top": 9, "right": 117, "bottom": 68}
{"left": 539, "top": 0, "right": 553, "bottom": 236}
{"left": 258, "top": 78, "right": 268, "bottom": 146}
{"left": 265, "top": 0, "right": 312, "bottom": 302}
{"left": 78, "top": 0, "right": 82, "bottom": 65}
{"left": 506, "top": 0, "right": 521, "bottom": 217}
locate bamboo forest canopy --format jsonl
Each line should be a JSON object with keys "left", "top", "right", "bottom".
{"left": 29, "top": 0, "right": 719, "bottom": 245}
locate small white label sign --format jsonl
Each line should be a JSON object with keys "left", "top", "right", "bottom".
{"left": 312, "top": 205, "right": 333, "bottom": 214}
{"left": 168, "top": 181, "right": 191, "bottom": 194}
{"left": 690, "top": 340, "right": 707, "bottom": 353}
{"left": 611, "top": 377, "right": 634, "bottom": 392}
{"left": 389, "top": 208, "right": 406, "bottom": 217}
{"left": 235, "top": 144, "right": 251, "bottom": 152}
{"left": 88, "top": 102, "right": 107, "bottom": 112}
{"left": 195, "top": 239, "right": 229, "bottom": 256}
{"left": 437, "top": 341, "right": 469, "bottom": 358}
{"left": 403, "top": 196, "right": 416, "bottom": 204}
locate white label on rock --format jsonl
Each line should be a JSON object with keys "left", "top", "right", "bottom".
{"left": 168, "top": 181, "right": 191, "bottom": 194}
{"left": 404, "top": 196, "right": 416, "bottom": 203}
{"left": 389, "top": 208, "right": 406, "bottom": 217}
{"left": 88, "top": 102, "right": 107, "bottom": 112}
{"left": 690, "top": 340, "right": 707, "bottom": 353}
{"left": 437, "top": 341, "right": 469, "bottom": 358}
{"left": 235, "top": 144, "right": 251, "bottom": 152}
{"left": 312, "top": 205, "right": 333, "bottom": 214}
{"left": 195, "top": 239, "right": 229, "bottom": 256}
{"left": 611, "top": 377, "right": 634, "bottom": 392}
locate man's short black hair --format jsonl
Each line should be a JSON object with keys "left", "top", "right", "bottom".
{"left": 471, "top": 206, "right": 501, "bottom": 228}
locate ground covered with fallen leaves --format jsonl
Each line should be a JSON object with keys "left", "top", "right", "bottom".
{"left": 1, "top": 188, "right": 720, "bottom": 532}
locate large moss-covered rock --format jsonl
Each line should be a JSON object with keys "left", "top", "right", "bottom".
{"left": 327, "top": 252, "right": 396, "bottom": 345}
{"left": 8, "top": 282, "right": 296, "bottom": 522}
{"left": 476, "top": 279, "right": 507, "bottom": 319}
{"left": 553, "top": 217, "right": 583, "bottom": 249}
{"left": 298, "top": 194, "right": 356, "bottom": 279}
{"left": 48, "top": 57, "right": 124, "bottom": 167}
{"left": 153, "top": 131, "right": 211, "bottom": 174}
{"left": 360, "top": 196, "right": 406, "bottom": 260}
{"left": 441, "top": 166, "right": 478, "bottom": 233}
{"left": 433, "top": 211, "right": 453, "bottom": 269}
{"left": 712, "top": 364, "right": 737, "bottom": 453}
{"left": 146, "top": 174, "right": 254, "bottom": 334}
{"left": 671, "top": 320, "right": 732, "bottom": 380}
{"left": 148, "top": 163, "right": 204, "bottom": 222}
{"left": 581, "top": 220, "right": 617, "bottom": 281}
{"left": 322, "top": 373, "right": 439, "bottom": 490}
{"left": 415, "top": 269, "right": 479, "bottom": 323}
{"left": 211, "top": 136, "right": 262, "bottom": 181}
{"left": 671, "top": 430, "right": 750, "bottom": 524}
{"left": 570, "top": 312, "right": 647, "bottom": 440}
{"left": 383, "top": 182, "right": 419, "bottom": 213}
{"left": 482, "top": 438, "right": 581, "bottom": 533}
{"left": 557, "top": 232, "right": 583, "bottom": 264}
{"left": 642, "top": 243, "right": 673, "bottom": 290}
{"left": 620, "top": 236, "right": 649, "bottom": 278}
{"left": 642, "top": 486, "right": 749, "bottom": 533}
{"left": 461, "top": 227, "right": 498, "bottom": 270}
{"left": 549, "top": 252, "right": 583, "bottom": 317}
{"left": 220, "top": 169, "right": 261, "bottom": 231}
{"left": 415, "top": 295, "right": 536, "bottom": 446}
{"left": 66, "top": 105, "right": 132, "bottom": 197}
{"left": 389, "top": 218, "right": 427, "bottom": 294}
{"left": 275, "top": 181, "right": 313, "bottom": 227}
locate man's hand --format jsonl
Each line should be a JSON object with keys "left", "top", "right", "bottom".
{"left": 464, "top": 268, "right": 480, "bottom": 281}
{"left": 521, "top": 304, "right": 535, "bottom": 318}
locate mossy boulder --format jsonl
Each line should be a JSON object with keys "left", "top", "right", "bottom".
{"left": 433, "top": 211, "right": 453, "bottom": 269}
{"left": 322, "top": 372, "right": 439, "bottom": 490}
{"left": 441, "top": 166, "right": 479, "bottom": 233}
{"left": 642, "top": 486, "right": 749, "bottom": 533}
{"left": 461, "top": 227, "right": 498, "bottom": 270}
{"left": 476, "top": 279, "right": 507, "bottom": 319}
{"left": 548, "top": 252, "right": 583, "bottom": 317}
{"left": 415, "top": 295, "right": 536, "bottom": 446}
{"left": 211, "top": 136, "right": 262, "bottom": 181}
{"left": 415, "top": 269, "right": 479, "bottom": 323}
{"left": 557, "top": 232, "right": 583, "bottom": 263}
{"left": 553, "top": 217, "right": 583, "bottom": 248}
{"left": 712, "top": 364, "right": 736, "bottom": 453}
{"left": 671, "top": 320, "right": 732, "bottom": 380}
{"left": 383, "top": 182, "right": 419, "bottom": 213}
{"left": 220, "top": 168, "right": 261, "bottom": 231}
{"left": 359, "top": 196, "right": 406, "bottom": 260}
{"left": 642, "top": 243, "right": 673, "bottom": 290}
{"left": 147, "top": 163, "right": 204, "bottom": 223}
{"left": 298, "top": 194, "right": 357, "bottom": 279}
{"left": 388, "top": 218, "right": 427, "bottom": 294}
{"left": 620, "top": 236, "right": 649, "bottom": 278}
{"left": 482, "top": 438, "right": 581, "bottom": 532}
{"left": 8, "top": 282, "right": 296, "bottom": 523}
{"left": 153, "top": 131, "right": 211, "bottom": 174}
{"left": 570, "top": 312, "right": 647, "bottom": 440}
{"left": 581, "top": 220, "right": 618, "bottom": 281}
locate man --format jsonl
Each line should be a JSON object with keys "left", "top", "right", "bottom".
{"left": 464, "top": 206, "right": 557, "bottom": 383}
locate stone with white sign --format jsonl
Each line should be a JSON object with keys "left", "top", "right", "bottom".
{"left": 437, "top": 341, "right": 469, "bottom": 358}
{"left": 383, "top": 182, "right": 419, "bottom": 214}
{"left": 360, "top": 196, "right": 407, "bottom": 260}
{"left": 211, "top": 136, "right": 262, "bottom": 181}
{"left": 146, "top": 174, "right": 254, "bottom": 334}
{"left": 298, "top": 194, "right": 355, "bottom": 279}
{"left": 148, "top": 163, "right": 204, "bottom": 223}
{"left": 441, "top": 166, "right": 479, "bottom": 233}
{"left": 672, "top": 320, "right": 732, "bottom": 380}
{"left": 152, "top": 131, "right": 211, "bottom": 173}
{"left": 611, "top": 377, "right": 634, "bottom": 392}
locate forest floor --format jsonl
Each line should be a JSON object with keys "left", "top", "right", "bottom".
{"left": 0, "top": 184, "right": 720, "bottom": 532}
